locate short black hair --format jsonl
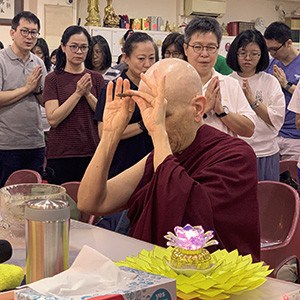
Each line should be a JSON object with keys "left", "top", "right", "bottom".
{"left": 91, "top": 35, "right": 112, "bottom": 71}
{"left": 0, "top": 41, "right": 4, "bottom": 49}
{"left": 226, "top": 30, "right": 269, "bottom": 73}
{"left": 184, "top": 17, "right": 222, "bottom": 46}
{"left": 264, "top": 22, "right": 292, "bottom": 43}
{"left": 12, "top": 11, "right": 40, "bottom": 32}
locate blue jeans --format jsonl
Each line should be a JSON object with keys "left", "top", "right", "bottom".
{"left": 0, "top": 148, "right": 45, "bottom": 187}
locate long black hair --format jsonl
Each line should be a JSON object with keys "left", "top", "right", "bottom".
{"left": 55, "top": 25, "right": 92, "bottom": 73}
{"left": 32, "top": 38, "right": 52, "bottom": 72}
{"left": 91, "top": 35, "right": 112, "bottom": 71}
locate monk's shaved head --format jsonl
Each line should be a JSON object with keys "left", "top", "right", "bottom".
{"left": 139, "top": 58, "right": 202, "bottom": 106}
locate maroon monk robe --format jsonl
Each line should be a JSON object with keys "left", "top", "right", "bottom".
{"left": 127, "top": 124, "right": 260, "bottom": 262}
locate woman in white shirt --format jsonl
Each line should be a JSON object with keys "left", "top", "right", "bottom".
{"left": 227, "top": 29, "right": 285, "bottom": 181}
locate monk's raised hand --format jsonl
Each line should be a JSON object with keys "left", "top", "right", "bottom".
{"left": 130, "top": 71, "right": 167, "bottom": 135}
{"left": 102, "top": 77, "right": 135, "bottom": 135}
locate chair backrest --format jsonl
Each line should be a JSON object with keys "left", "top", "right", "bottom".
{"left": 259, "top": 180, "right": 300, "bottom": 281}
{"left": 259, "top": 181, "right": 299, "bottom": 248}
{"left": 4, "top": 169, "right": 42, "bottom": 186}
{"left": 280, "top": 160, "right": 299, "bottom": 183}
{"left": 61, "top": 181, "right": 95, "bottom": 224}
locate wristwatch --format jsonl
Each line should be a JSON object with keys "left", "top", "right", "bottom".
{"left": 285, "top": 81, "right": 293, "bottom": 91}
{"left": 215, "top": 106, "right": 229, "bottom": 118}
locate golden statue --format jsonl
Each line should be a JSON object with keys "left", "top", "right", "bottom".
{"left": 103, "top": 0, "right": 120, "bottom": 28}
{"left": 85, "top": 0, "right": 101, "bottom": 27}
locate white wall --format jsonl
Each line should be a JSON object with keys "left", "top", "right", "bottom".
{"left": 219, "top": 0, "right": 300, "bottom": 28}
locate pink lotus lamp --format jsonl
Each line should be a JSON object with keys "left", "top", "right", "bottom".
{"left": 164, "top": 224, "right": 218, "bottom": 271}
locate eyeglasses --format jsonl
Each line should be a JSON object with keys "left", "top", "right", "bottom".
{"left": 67, "top": 44, "right": 89, "bottom": 53}
{"left": 164, "top": 50, "right": 182, "bottom": 58}
{"left": 237, "top": 51, "right": 261, "bottom": 59}
{"left": 185, "top": 43, "right": 219, "bottom": 55}
{"left": 19, "top": 29, "right": 40, "bottom": 38}
{"left": 267, "top": 39, "right": 289, "bottom": 55}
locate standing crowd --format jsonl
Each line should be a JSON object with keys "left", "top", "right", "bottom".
{"left": 1, "top": 10, "right": 300, "bottom": 261}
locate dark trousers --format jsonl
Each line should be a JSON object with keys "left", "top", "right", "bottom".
{"left": 46, "top": 156, "right": 92, "bottom": 185}
{"left": 0, "top": 147, "right": 45, "bottom": 187}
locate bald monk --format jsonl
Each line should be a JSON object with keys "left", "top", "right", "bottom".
{"left": 78, "top": 58, "right": 260, "bottom": 261}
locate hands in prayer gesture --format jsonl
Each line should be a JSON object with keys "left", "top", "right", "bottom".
{"left": 273, "top": 64, "right": 288, "bottom": 88}
{"left": 242, "top": 79, "right": 255, "bottom": 103}
{"left": 26, "top": 65, "right": 42, "bottom": 93}
{"left": 205, "top": 76, "right": 221, "bottom": 113}
{"left": 76, "top": 73, "right": 93, "bottom": 97}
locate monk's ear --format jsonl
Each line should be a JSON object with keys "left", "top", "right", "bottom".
{"left": 193, "top": 95, "right": 206, "bottom": 122}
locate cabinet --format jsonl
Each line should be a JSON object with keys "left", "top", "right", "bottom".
{"left": 285, "top": 17, "right": 300, "bottom": 43}
{"left": 85, "top": 26, "right": 169, "bottom": 63}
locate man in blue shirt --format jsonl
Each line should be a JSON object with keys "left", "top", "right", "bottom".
{"left": 264, "top": 22, "right": 300, "bottom": 160}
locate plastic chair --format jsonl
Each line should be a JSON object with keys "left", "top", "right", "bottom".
{"left": 259, "top": 180, "right": 300, "bottom": 282}
{"left": 4, "top": 169, "right": 42, "bottom": 186}
{"left": 61, "top": 181, "right": 95, "bottom": 224}
{"left": 280, "top": 160, "right": 299, "bottom": 184}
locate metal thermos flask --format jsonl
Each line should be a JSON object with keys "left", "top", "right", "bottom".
{"left": 25, "top": 198, "right": 70, "bottom": 284}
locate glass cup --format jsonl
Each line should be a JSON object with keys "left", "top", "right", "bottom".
{"left": 0, "top": 183, "right": 66, "bottom": 244}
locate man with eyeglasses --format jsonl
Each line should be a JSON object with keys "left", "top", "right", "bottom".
{"left": 264, "top": 22, "right": 300, "bottom": 162}
{"left": 183, "top": 17, "right": 255, "bottom": 138}
{"left": 0, "top": 11, "right": 47, "bottom": 187}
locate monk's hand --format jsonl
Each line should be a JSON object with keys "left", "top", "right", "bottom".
{"left": 273, "top": 64, "right": 288, "bottom": 88}
{"left": 130, "top": 72, "right": 167, "bottom": 136}
{"left": 205, "top": 76, "right": 220, "bottom": 113}
{"left": 102, "top": 77, "right": 135, "bottom": 136}
{"left": 76, "top": 73, "right": 92, "bottom": 97}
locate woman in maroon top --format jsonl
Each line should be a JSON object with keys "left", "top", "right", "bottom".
{"left": 43, "top": 26, "right": 104, "bottom": 184}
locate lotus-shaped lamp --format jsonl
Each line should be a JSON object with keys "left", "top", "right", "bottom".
{"left": 164, "top": 224, "right": 219, "bottom": 271}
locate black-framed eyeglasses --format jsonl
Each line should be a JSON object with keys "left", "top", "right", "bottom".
{"left": 185, "top": 43, "right": 219, "bottom": 55}
{"left": 267, "top": 39, "right": 289, "bottom": 55}
{"left": 67, "top": 44, "right": 89, "bottom": 53}
{"left": 164, "top": 50, "right": 182, "bottom": 58}
{"left": 19, "top": 29, "right": 40, "bottom": 38}
{"left": 237, "top": 51, "right": 261, "bottom": 59}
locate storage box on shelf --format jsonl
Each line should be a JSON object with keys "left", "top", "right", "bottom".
{"left": 226, "top": 21, "right": 255, "bottom": 36}
{"left": 285, "top": 17, "right": 300, "bottom": 43}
